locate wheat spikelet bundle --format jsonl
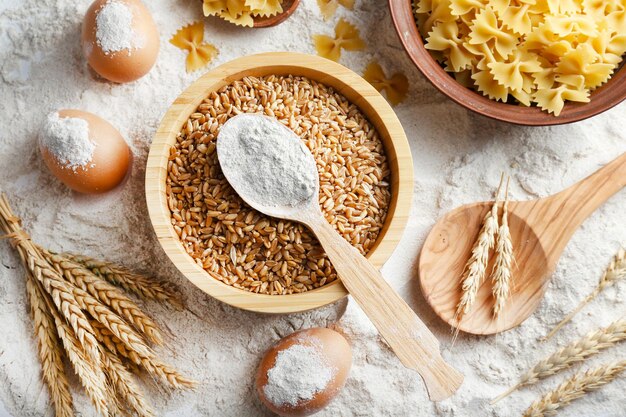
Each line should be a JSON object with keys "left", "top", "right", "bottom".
{"left": 492, "top": 318, "right": 626, "bottom": 403}
{"left": 0, "top": 194, "right": 195, "bottom": 416}
{"left": 523, "top": 360, "right": 626, "bottom": 417}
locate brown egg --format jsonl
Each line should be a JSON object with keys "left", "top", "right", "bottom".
{"left": 82, "top": 0, "right": 159, "bottom": 83}
{"left": 39, "top": 109, "right": 131, "bottom": 194}
{"left": 256, "top": 328, "right": 352, "bottom": 417}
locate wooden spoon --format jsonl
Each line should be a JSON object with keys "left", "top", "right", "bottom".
{"left": 420, "top": 153, "right": 626, "bottom": 336}
{"left": 252, "top": 0, "right": 300, "bottom": 28}
{"left": 217, "top": 114, "right": 463, "bottom": 401}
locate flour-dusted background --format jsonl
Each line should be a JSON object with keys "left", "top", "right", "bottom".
{"left": 0, "top": 1, "right": 625, "bottom": 416}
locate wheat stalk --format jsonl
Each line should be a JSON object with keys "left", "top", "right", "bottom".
{"left": 454, "top": 176, "right": 503, "bottom": 326}
{"left": 492, "top": 318, "right": 626, "bottom": 403}
{"left": 101, "top": 348, "right": 155, "bottom": 417}
{"left": 42, "top": 249, "right": 164, "bottom": 345}
{"left": 25, "top": 273, "right": 74, "bottom": 417}
{"left": 38, "top": 280, "right": 111, "bottom": 417}
{"left": 91, "top": 321, "right": 196, "bottom": 390}
{"left": 491, "top": 177, "right": 514, "bottom": 318}
{"left": 64, "top": 253, "right": 183, "bottom": 309}
{"left": 543, "top": 247, "right": 626, "bottom": 341}
{"left": 523, "top": 360, "right": 626, "bottom": 417}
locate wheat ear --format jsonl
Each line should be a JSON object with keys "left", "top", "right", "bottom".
{"left": 36, "top": 279, "right": 111, "bottom": 417}
{"left": 454, "top": 176, "right": 503, "bottom": 327}
{"left": 492, "top": 318, "right": 626, "bottom": 403}
{"left": 491, "top": 177, "right": 514, "bottom": 319}
{"left": 25, "top": 273, "right": 74, "bottom": 417}
{"left": 42, "top": 249, "right": 163, "bottom": 345}
{"left": 0, "top": 197, "right": 101, "bottom": 363}
{"left": 523, "top": 360, "right": 626, "bottom": 417}
{"left": 71, "top": 285, "right": 154, "bottom": 359}
{"left": 64, "top": 253, "right": 183, "bottom": 309}
{"left": 91, "top": 321, "right": 196, "bottom": 390}
{"left": 544, "top": 247, "right": 626, "bottom": 341}
{"left": 101, "top": 348, "right": 155, "bottom": 417}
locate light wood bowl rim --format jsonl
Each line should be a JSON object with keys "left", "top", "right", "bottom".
{"left": 145, "top": 52, "right": 414, "bottom": 314}
{"left": 389, "top": 0, "right": 626, "bottom": 126}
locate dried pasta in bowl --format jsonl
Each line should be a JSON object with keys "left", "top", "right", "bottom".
{"left": 413, "top": 0, "right": 626, "bottom": 116}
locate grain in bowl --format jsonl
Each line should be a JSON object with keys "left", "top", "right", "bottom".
{"left": 166, "top": 74, "right": 391, "bottom": 295}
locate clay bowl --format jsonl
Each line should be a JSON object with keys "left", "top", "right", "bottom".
{"left": 389, "top": 0, "right": 626, "bottom": 125}
{"left": 252, "top": 0, "right": 300, "bottom": 28}
{"left": 146, "top": 52, "right": 413, "bottom": 314}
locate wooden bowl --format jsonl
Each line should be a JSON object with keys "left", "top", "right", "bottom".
{"left": 146, "top": 52, "right": 413, "bottom": 314}
{"left": 252, "top": 0, "right": 300, "bottom": 28}
{"left": 389, "top": 0, "right": 626, "bottom": 126}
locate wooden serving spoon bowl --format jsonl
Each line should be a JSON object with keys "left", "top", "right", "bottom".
{"left": 419, "top": 153, "right": 626, "bottom": 335}
{"left": 252, "top": 0, "right": 300, "bottom": 28}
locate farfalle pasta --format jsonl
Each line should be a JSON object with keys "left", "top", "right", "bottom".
{"left": 363, "top": 61, "right": 410, "bottom": 105}
{"left": 202, "top": 0, "right": 283, "bottom": 27}
{"left": 170, "top": 22, "right": 219, "bottom": 73}
{"left": 413, "top": 0, "right": 626, "bottom": 115}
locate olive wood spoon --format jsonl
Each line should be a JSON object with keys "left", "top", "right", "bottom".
{"left": 217, "top": 114, "right": 463, "bottom": 401}
{"left": 420, "top": 153, "right": 626, "bottom": 335}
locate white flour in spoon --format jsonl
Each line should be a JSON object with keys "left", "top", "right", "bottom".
{"left": 217, "top": 113, "right": 318, "bottom": 208}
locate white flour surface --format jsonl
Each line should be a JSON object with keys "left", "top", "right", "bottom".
{"left": 0, "top": 1, "right": 625, "bottom": 416}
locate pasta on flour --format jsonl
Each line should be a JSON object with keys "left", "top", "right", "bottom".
{"left": 413, "top": 0, "right": 626, "bottom": 115}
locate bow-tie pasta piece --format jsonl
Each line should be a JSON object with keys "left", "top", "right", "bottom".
{"left": 556, "top": 43, "right": 614, "bottom": 89}
{"left": 313, "top": 18, "right": 365, "bottom": 61}
{"left": 534, "top": 83, "right": 590, "bottom": 115}
{"left": 426, "top": 21, "right": 474, "bottom": 71}
{"left": 363, "top": 61, "right": 409, "bottom": 105}
{"left": 170, "top": 22, "right": 219, "bottom": 73}
{"left": 317, "top": 0, "right": 355, "bottom": 21}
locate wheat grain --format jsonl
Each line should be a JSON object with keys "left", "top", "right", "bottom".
{"left": 102, "top": 349, "right": 155, "bottom": 417}
{"left": 43, "top": 249, "right": 164, "bottom": 345}
{"left": 544, "top": 247, "right": 626, "bottom": 340}
{"left": 491, "top": 177, "right": 514, "bottom": 318}
{"left": 25, "top": 273, "right": 74, "bottom": 417}
{"left": 523, "top": 360, "right": 626, "bottom": 417}
{"left": 492, "top": 318, "right": 626, "bottom": 403}
{"left": 166, "top": 75, "right": 391, "bottom": 295}
{"left": 64, "top": 253, "right": 183, "bottom": 309}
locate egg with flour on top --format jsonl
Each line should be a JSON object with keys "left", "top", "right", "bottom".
{"left": 256, "top": 328, "right": 352, "bottom": 417}
{"left": 39, "top": 109, "right": 131, "bottom": 194}
{"left": 82, "top": 0, "right": 159, "bottom": 83}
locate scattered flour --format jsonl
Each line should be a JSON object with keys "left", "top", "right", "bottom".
{"left": 38, "top": 112, "right": 96, "bottom": 171}
{"left": 0, "top": 0, "right": 625, "bottom": 416}
{"left": 95, "top": 1, "right": 144, "bottom": 55}
{"left": 217, "top": 114, "right": 317, "bottom": 208}
{"left": 264, "top": 343, "right": 335, "bottom": 407}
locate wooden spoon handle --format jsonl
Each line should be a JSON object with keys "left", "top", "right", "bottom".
{"left": 310, "top": 217, "right": 463, "bottom": 401}
{"left": 541, "top": 152, "right": 626, "bottom": 261}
